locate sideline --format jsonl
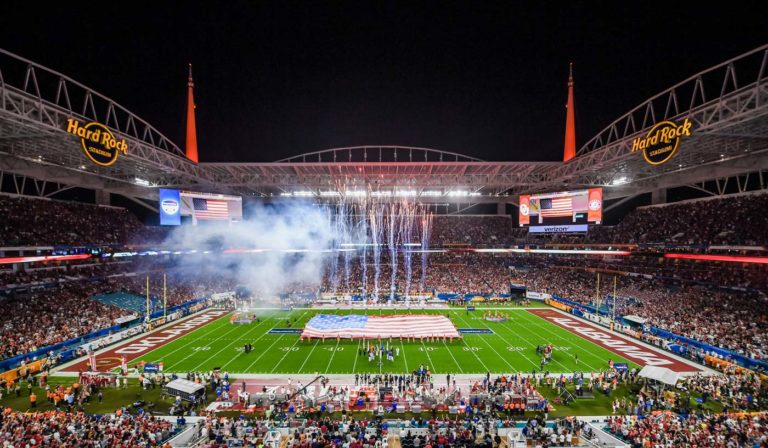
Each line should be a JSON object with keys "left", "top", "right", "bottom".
{"left": 55, "top": 309, "right": 231, "bottom": 374}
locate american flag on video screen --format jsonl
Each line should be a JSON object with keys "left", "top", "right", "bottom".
{"left": 302, "top": 314, "right": 460, "bottom": 339}
{"left": 540, "top": 197, "right": 573, "bottom": 217}
{"left": 193, "top": 198, "right": 229, "bottom": 220}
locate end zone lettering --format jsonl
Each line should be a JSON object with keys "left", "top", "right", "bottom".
{"left": 66, "top": 118, "right": 128, "bottom": 166}
{"left": 631, "top": 118, "right": 693, "bottom": 165}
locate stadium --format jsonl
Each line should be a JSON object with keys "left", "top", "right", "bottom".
{"left": 0, "top": 7, "right": 767, "bottom": 448}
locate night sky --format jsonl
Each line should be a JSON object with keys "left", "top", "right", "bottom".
{"left": 1, "top": 1, "right": 764, "bottom": 163}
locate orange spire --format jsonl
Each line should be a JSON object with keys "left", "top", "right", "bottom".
{"left": 563, "top": 62, "right": 576, "bottom": 162}
{"left": 185, "top": 63, "right": 199, "bottom": 163}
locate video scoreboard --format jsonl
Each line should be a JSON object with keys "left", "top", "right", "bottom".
{"left": 518, "top": 188, "right": 602, "bottom": 233}
{"left": 159, "top": 189, "right": 243, "bottom": 226}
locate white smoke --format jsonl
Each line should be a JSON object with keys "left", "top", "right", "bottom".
{"left": 162, "top": 202, "right": 338, "bottom": 299}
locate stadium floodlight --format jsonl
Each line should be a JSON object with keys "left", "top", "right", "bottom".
{"left": 280, "top": 192, "right": 292, "bottom": 197}
{"left": 134, "top": 177, "right": 152, "bottom": 187}
{"left": 469, "top": 192, "right": 482, "bottom": 196}
{"left": 420, "top": 190, "right": 443, "bottom": 196}
{"left": 395, "top": 190, "right": 417, "bottom": 197}
{"left": 370, "top": 191, "right": 392, "bottom": 197}
{"left": 320, "top": 191, "right": 341, "bottom": 197}
{"left": 611, "top": 177, "right": 628, "bottom": 186}
{"left": 447, "top": 190, "right": 469, "bottom": 196}
{"left": 293, "top": 191, "right": 315, "bottom": 197}
{"left": 345, "top": 190, "right": 367, "bottom": 197}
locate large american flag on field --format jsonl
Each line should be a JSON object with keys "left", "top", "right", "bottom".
{"left": 302, "top": 314, "right": 460, "bottom": 339}
{"left": 193, "top": 198, "right": 229, "bottom": 220}
{"left": 539, "top": 197, "right": 573, "bottom": 218}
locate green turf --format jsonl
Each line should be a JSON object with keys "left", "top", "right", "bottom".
{"left": 0, "top": 377, "right": 223, "bottom": 415}
{"left": 129, "top": 308, "right": 638, "bottom": 374}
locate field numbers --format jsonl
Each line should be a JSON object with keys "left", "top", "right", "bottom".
{"left": 418, "top": 347, "right": 436, "bottom": 352}
{"left": 462, "top": 346, "right": 481, "bottom": 352}
{"left": 279, "top": 347, "right": 299, "bottom": 352}
{"left": 191, "top": 346, "right": 210, "bottom": 351}
{"left": 507, "top": 346, "right": 526, "bottom": 352}
{"left": 324, "top": 347, "right": 344, "bottom": 352}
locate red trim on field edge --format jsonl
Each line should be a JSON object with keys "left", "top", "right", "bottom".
{"left": 527, "top": 309, "right": 700, "bottom": 373}
{"left": 65, "top": 310, "right": 231, "bottom": 372}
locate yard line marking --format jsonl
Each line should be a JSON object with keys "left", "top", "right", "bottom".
{"left": 157, "top": 316, "right": 264, "bottom": 370}
{"left": 520, "top": 312, "right": 603, "bottom": 371}
{"left": 498, "top": 313, "right": 576, "bottom": 372}
{"left": 196, "top": 316, "right": 275, "bottom": 371}
{"left": 419, "top": 338, "right": 438, "bottom": 374}
{"left": 453, "top": 312, "right": 516, "bottom": 373}
{"left": 245, "top": 335, "right": 284, "bottom": 372}
{"left": 138, "top": 314, "right": 236, "bottom": 363}
{"left": 462, "top": 311, "right": 542, "bottom": 371}
{"left": 352, "top": 338, "right": 361, "bottom": 374}
{"left": 244, "top": 310, "right": 310, "bottom": 372}
{"left": 400, "top": 338, "right": 409, "bottom": 372}
{"left": 325, "top": 339, "right": 341, "bottom": 373}
{"left": 442, "top": 340, "right": 464, "bottom": 373}
{"left": 298, "top": 339, "right": 320, "bottom": 373}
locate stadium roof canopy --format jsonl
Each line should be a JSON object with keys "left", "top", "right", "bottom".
{"left": 0, "top": 44, "right": 767, "bottom": 204}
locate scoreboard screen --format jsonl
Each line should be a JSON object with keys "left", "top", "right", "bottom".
{"left": 159, "top": 189, "right": 243, "bottom": 226}
{"left": 518, "top": 188, "right": 602, "bottom": 233}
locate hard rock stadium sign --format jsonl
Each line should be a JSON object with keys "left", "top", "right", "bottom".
{"left": 66, "top": 118, "right": 128, "bottom": 166}
{"left": 631, "top": 118, "right": 693, "bottom": 165}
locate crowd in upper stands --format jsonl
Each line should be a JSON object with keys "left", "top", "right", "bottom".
{"left": 590, "top": 192, "right": 768, "bottom": 246}
{"left": 431, "top": 216, "right": 513, "bottom": 246}
{"left": 0, "top": 196, "right": 169, "bottom": 247}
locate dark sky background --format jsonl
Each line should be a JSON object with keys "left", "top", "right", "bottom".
{"left": 1, "top": 1, "right": 765, "bottom": 163}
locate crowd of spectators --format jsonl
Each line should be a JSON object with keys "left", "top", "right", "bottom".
{"left": 0, "top": 408, "right": 176, "bottom": 447}
{"left": 431, "top": 216, "right": 513, "bottom": 246}
{"left": 320, "top": 253, "right": 512, "bottom": 296}
{"left": 511, "top": 263, "right": 768, "bottom": 361}
{"left": 0, "top": 195, "right": 169, "bottom": 247}
{"left": 0, "top": 282, "right": 130, "bottom": 361}
{"left": 0, "top": 267, "right": 238, "bottom": 362}
{"left": 592, "top": 192, "right": 768, "bottom": 246}
{"left": 606, "top": 412, "right": 768, "bottom": 447}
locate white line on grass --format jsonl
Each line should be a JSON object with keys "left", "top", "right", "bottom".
{"left": 461, "top": 311, "right": 542, "bottom": 371}
{"left": 494, "top": 314, "right": 574, "bottom": 372}
{"left": 245, "top": 310, "right": 311, "bottom": 373}
{"left": 420, "top": 339, "right": 438, "bottom": 374}
{"left": 243, "top": 335, "right": 284, "bottom": 372}
{"left": 400, "top": 339, "right": 409, "bottom": 372}
{"left": 324, "top": 339, "right": 341, "bottom": 373}
{"left": 452, "top": 312, "right": 516, "bottom": 373}
{"left": 195, "top": 316, "right": 277, "bottom": 371}
{"left": 298, "top": 339, "right": 320, "bottom": 373}
{"left": 139, "top": 314, "right": 237, "bottom": 364}
{"left": 519, "top": 314, "right": 603, "bottom": 371}
{"left": 352, "top": 339, "right": 361, "bottom": 374}
{"left": 442, "top": 340, "right": 464, "bottom": 373}
{"left": 160, "top": 316, "right": 264, "bottom": 370}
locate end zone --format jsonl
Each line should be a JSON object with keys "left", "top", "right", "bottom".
{"left": 528, "top": 308, "right": 707, "bottom": 374}
{"left": 57, "top": 310, "right": 230, "bottom": 374}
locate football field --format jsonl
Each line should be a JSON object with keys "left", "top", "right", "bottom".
{"left": 127, "top": 308, "right": 638, "bottom": 374}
